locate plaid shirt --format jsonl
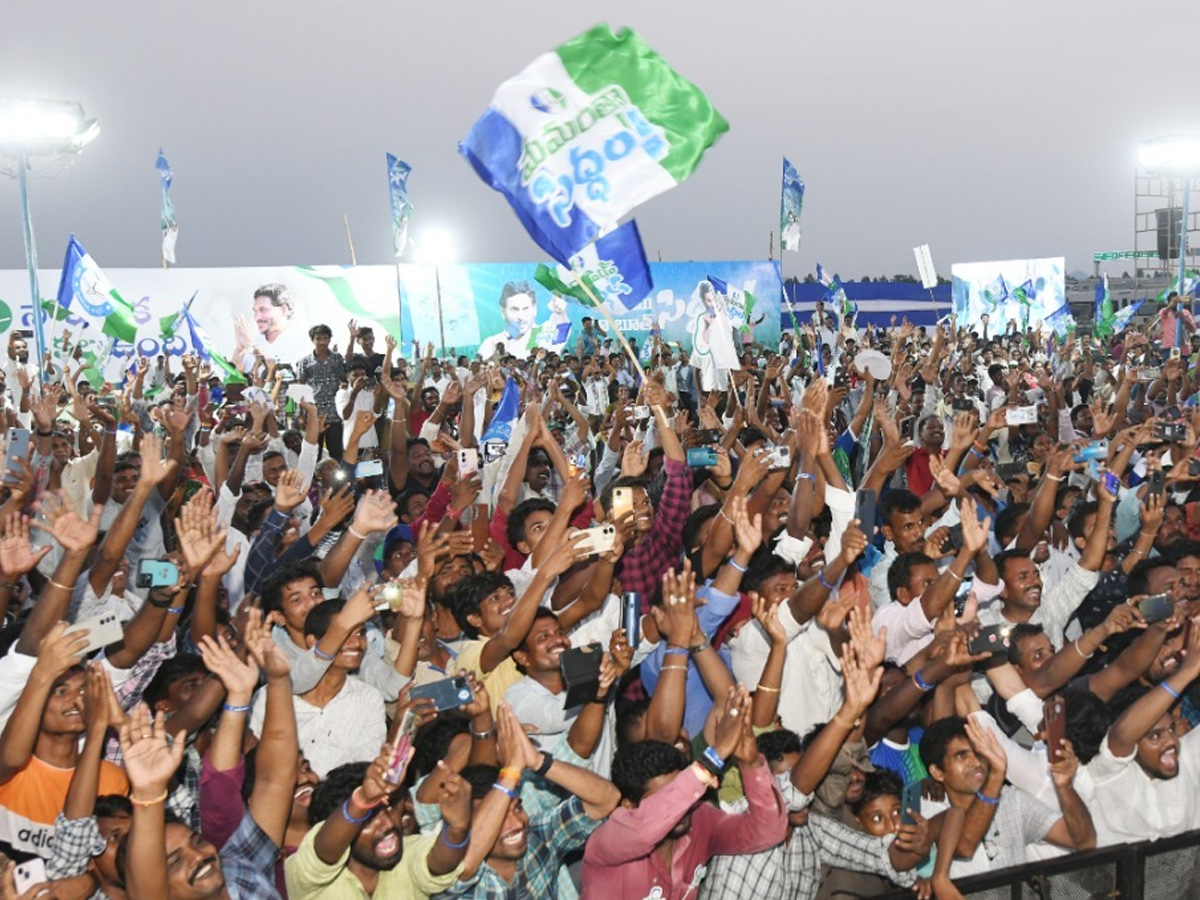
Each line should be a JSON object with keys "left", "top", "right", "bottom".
{"left": 244, "top": 508, "right": 290, "bottom": 596}
{"left": 296, "top": 352, "right": 346, "bottom": 418}
{"left": 433, "top": 796, "right": 597, "bottom": 900}
{"left": 47, "top": 813, "right": 110, "bottom": 900}
{"left": 698, "top": 813, "right": 915, "bottom": 900}
{"left": 616, "top": 457, "right": 693, "bottom": 604}
{"left": 220, "top": 810, "right": 284, "bottom": 900}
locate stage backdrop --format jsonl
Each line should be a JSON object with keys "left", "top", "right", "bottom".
{"left": 951, "top": 257, "right": 1065, "bottom": 330}
{"left": 0, "top": 260, "right": 780, "bottom": 381}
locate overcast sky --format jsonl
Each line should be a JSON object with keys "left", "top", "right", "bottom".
{"left": 1, "top": 0, "right": 1196, "bottom": 283}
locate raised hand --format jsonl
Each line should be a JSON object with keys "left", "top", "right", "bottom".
{"left": 496, "top": 701, "right": 542, "bottom": 772}
{"left": 83, "top": 661, "right": 125, "bottom": 734}
{"left": 352, "top": 490, "right": 399, "bottom": 535}
{"left": 751, "top": 591, "right": 788, "bottom": 647}
{"left": 118, "top": 704, "right": 186, "bottom": 796}
{"left": 197, "top": 632, "right": 259, "bottom": 703}
{"left": 175, "top": 489, "right": 228, "bottom": 575}
{"left": 243, "top": 607, "right": 292, "bottom": 680}
{"left": 31, "top": 492, "right": 103, "bottom": 555}
{"left": 964, "top": 716, "right": 1007, "bottom": 782}
{"left": 621, "top": 440, "right": 649, "bottom": 477}
{"left": 1048, "top": 738, "right": 1080, "bottom": 789}
{"left": 840, "top": 637, "right": 883, "bottom": 719}
{"left": 958, "top": 497, "right": 991, "bottom": 555}
{"left": 0, "top": 513, "right": 50, "bottom": 577}
{"left": 712, "top": 684, "right": 752, "bottom": 761}
{"left": 137, "top": 433, "right": 177, "bottom": 486}
{"left": 274, "top": 469, "right": 308, "bottom": 513}
{"left": 729, "top": 494, "right": 763, "bottom": 557}
{"left": 649, "top": 564, "right": 699, "bottom": 646}
{"left": 34, "top": 621, "right": 91, "bottom": 685}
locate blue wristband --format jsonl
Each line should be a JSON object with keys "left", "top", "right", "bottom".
{"left": 439, "top": 826, "right": 470, "bottom": 849}
{"left": 222, "top": 703, "right": 252, "bottom": 714}
{"left": 313, "top": 646, "right": 335, "bottom": 661}
{"left": 818, "top": 570, "right": 835, "bottom": 591}
{"left": 797, "top": 472, "right": 816, "bottom": 484}
{"left": 913, "top": 670, "right": 936, "bottom": 693}
{"left": 975, "top": 791, "right": 1000, "bottom": 806}
{"left": 492, "top": 783, "right": 516, "bottom": 800}
{"left": 341, "top": 799, "right": 373, "bottom": 824}
{"left": 728, "top": 559, "right": 748, "bottom": 574}
{"left": 702, "top": 745, "right": 726, "bottom": 772}
{"left": 664, "top": 647, "right": 689, "bottom": 657}
{"left": 969, "top": 447, "right": 986, "bottom": 459}
{"left": 1161, "top": 682, "right": 1182, "bottom": 700}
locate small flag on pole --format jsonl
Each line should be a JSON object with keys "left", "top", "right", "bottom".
{"left": 533, "top": 219, "right": 653, "bottom": 311}
{"left": 480, "top": 377, "right": 521, "bottom": 462}
{"left": 55, "top": 235, "right": 138, "bottom": 344}
{"left": 913, "top": 245, "right": 937, "bottom": 289}
{"left": 387, "top": 153, "right": 413, "bottom": 257}
{"left": 780, "top": 157, "right": 804, "bottom": 252}
{"left": 460, "top": 23, "right": 728, "bottom": 264}
{"left": 156, "top": 149, "right": 178, "bottom": 264}
{"left": 161, "top": 296, "right": 245, "bottom": 382}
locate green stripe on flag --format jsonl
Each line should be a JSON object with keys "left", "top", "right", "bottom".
{"left": 555, "top": 24, "right": 729, "bottom": 185}
{"left": 533, "top": 264, "right": 598, "bottom": 307}
{"left": 100, "top": 290, "right": 138, "bottom": 344}
{"left": 293, "top": 267, "right": 401, "bottom": 342}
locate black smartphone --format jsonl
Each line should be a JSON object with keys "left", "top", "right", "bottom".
{"left": 1044, "top": 696, "right": 1066, "bottom": 763}
{"left": 560, "top": 643, "right": 603, "bottom": 709}
{"left": 996, "top": 462, "right": 1025, "bottom": 481}
{"left": 900, "top": 780, "right": 923, "bottom": 826}
{"left": 409, "top": 676, "right": 474, "bottom": 712}
{"left": 854, "top": 489, "right": 877, "bottom": 541}
{"left": 1148, "top": 470, "right": 1165, "bottom": 497}
{"left": 694, "top": 428, "right": 723, "bottom": 445}
{"left": 941, "top": 523, "right": 964, "bottom": 556}
{"left": 1137, "top": 594, "right": 1174, "bottom": 624}
{"left": 968, "top": 624, "right": 1014, "bottom": 657}
{"left": 951, "top": 398, "right": 975, "bottom": 413}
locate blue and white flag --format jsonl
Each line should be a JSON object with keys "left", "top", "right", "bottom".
{"left": 481, "top": 377, "right": 521, "bottom": 462}
{"left": 1043, "top": 303, "right": 1076, "bottom": 335}
{"left": 156, "top": 149, "right": 177, "bottom": 264}
{"left": 534, "top": 220, "right": 652, "bottom": 312}
{"left": 816, "top": 263, "right": 853, "bottom": 322}
{"left": 780, "top": 157, "right": 804, "bottom": 252}
{"left": 1113, "top": 298, "right": 1146, "bottom": 332}
{"left": 459, "top": 24, "right": 728, "bottom": 264}
{"left": 55, "top": 236, "right": 138, "bottom": 344}
{"left": 387, "top": 153, "right": 413, "bottom": 257}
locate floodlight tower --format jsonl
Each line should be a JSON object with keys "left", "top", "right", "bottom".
{"left": 0, "top": 98, "right": 100, "bottom": 381}
{"left": 1135, "top": 135, "right": 1200, "bottom": 307}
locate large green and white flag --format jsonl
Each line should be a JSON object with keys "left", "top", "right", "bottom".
{"left": 460, "top": 23, "right": 728, "bottom": 264}
{"left": 54, "top": 235, "right": 138, "bottom": 344}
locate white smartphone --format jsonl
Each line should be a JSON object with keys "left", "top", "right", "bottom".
{"left": 13, "top": 858, "right": 46, "bottom": 895}
{"left": 285, "top": 383, "right": 315, "bottom": 404}
{"left": 355, "top": 458, "right": 384, "bottom": 479}
{"left": 766, "top": 444, "right": 792, "bottom": 470}
{"left": 64, "top": 611, "right": 124, "bottom": 655}
{"left": 633, "top": 405, "right": 651, "bottom": 420}
{"left": 1006, "top": 405, "right": 1038, "bottom": 426}
{"left": 575, "top": 524, "right": 616, "bottom": 555}
{"left": 457, "top": 448, "right": 479, "bottom": 477}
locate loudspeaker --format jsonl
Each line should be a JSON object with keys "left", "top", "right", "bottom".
{"left": 1158, "top": 207, "right": 1183, "bottom": 260}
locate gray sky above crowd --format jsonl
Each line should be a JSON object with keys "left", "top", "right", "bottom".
{"left": 1, "top": 0, "right": 1196, "bottom": 282}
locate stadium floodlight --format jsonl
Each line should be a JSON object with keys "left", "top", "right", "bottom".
{"left": 1138, "top": 134, "right": 1200, "bottom": 176}
{"left": 0, "top": 97, "right": 99, "bottom": 153}
{"left": 0, "top": 98, "right": 100, "bottom": 384}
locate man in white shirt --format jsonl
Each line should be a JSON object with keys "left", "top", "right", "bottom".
{"left": 873, "top": 501, "right": 991, "bottom": 665}
{"left": 335, "top": 359, "right": 384, "bottom": 452}
{"left": 1088, "top": 626, "right": 1200, "bottom": 845}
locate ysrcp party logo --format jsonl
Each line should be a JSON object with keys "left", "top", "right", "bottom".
{"left": 74, "top": 266, "right": 116, "bottom": 318}
{"left": 529, "top": 88, "right": 567, "bottom": 114}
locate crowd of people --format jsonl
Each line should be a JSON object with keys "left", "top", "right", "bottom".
{"left": 1, "top": 285, "right": 1200, "bottom": 900}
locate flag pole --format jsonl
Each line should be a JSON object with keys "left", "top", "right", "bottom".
{"left": 570, "top": 275, "right": 647, "bottom": 383}
{"left": 343, "top": 214, "right": 358, "bottom": 267}
{"left": 394, "top": 263, "right": 406, "bottom": 358}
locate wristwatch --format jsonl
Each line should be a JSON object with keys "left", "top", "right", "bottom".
{"left": 688, "top": 638, "right": 711, "bottom": 654}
